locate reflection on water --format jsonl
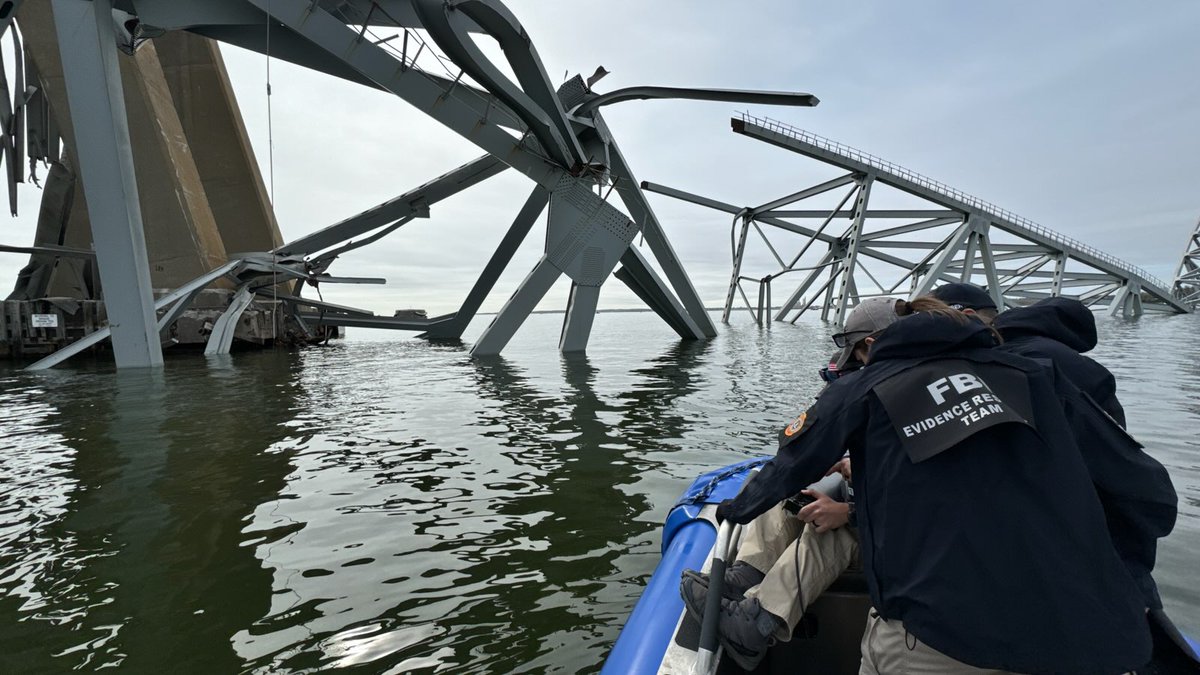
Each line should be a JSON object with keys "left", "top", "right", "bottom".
{"left": 0, "top": 311, "right": 1197, "bottom": 673}
{"left": 0, "top": 353, "right": 298, "bottom": 672}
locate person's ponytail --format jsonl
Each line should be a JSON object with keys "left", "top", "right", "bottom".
{"left": 899, "top": 295, "right": 1004, "bottom": 344}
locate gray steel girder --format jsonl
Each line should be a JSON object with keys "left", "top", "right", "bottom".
{"left": 613, "top": 246, "right": 703, "bottom": 340}
{"left": 276, "top": 154, "right": 506, "bottom": 257}
{"left": 733, "top": 114, "right": 1187, "bottom": 314}
{"left": 1172, "top": 216, "right": 1200, "bottom": 305}
{"left": 411, "top": 0, "right": 584, "bottom": 170}
{"left": 51, "top": 0, "right": 163, "bottom": 368}
{"left": 573, "top": 86, "right": 818, "bottom": 116}
{"left": 560, "top": 284, "right": 600, "bottom": 352}
{"left": 243, "top": 0, "right": 558, "bottom": 186}
{"left": 606, "top": 138, "right": 717, "bottom": 337}
{"left": 470, "top": 256, "right": 561, "bottom": 356}
{"left": 422, "top": 186, "right": 548, "bottom": 340}
{"left": 203, "top": 283, "right": 254, "bottom": 355}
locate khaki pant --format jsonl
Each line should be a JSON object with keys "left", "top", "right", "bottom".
{"left": 858, "top": 611, "right": 1020, "bottom": 675}
{"left": 858, "top": 611, "right": 1136, "bottom": 675}
{"left": 736, "top": 503, "right": 860, "bottom": 641}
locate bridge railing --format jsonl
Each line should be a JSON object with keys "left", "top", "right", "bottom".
{"left": 739, "top": 112, "right": 1169, "bottom": 291}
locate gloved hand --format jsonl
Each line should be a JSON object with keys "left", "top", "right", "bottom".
{"left": 715, "top": 498, "right": 736, "bottom": 524}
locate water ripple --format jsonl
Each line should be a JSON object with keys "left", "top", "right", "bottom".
{"left": 0, "top": 312, "right": 1197, "bottom": 672}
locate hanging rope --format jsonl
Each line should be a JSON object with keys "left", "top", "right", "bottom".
{"left": 266, "top": 1, "right": 278, "bottom": 343}
{"left": 265, "top": 1, "right": 275, "bottom": 204}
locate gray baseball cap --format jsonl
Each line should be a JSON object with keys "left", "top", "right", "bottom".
{"left": 831, "top": 297, "right": 902, "bottom": 369}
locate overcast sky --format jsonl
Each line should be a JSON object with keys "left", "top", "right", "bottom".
{"left": 4, "top": 1, "right": 1198, "bottom": 316}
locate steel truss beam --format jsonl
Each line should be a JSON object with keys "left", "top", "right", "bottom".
{"left": 1172, "top": 215, "right": 1200, "bottom": 305}
{"left": 18, "top": 0, "right": 811, "bottom": 362}
{"left": 276, "top": 155, "right": 506, "bottom": 257}
{"left": 28, "top": 0, "right": 818, "bottom": 364}
{"left": 727, "top": 113, "right": 1185, "bottom": 317}
{"left": 646, "top": 114, "right": 1187, "bottom": 326}
{"left": 52, "top": 0, "right": 163, "bottom": 367}
{"left": 220, "top": 0, "right": 747, "bottom": 353}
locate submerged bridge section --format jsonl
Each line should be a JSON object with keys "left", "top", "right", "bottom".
{"left": 646, "top": 113, "right": 1189, "bottom": 327}
{"left": 1, "top": 0, "right": 821, "bottom": 369}
{"left": 1, "top": 3, "right": 1186, "bottom": 369}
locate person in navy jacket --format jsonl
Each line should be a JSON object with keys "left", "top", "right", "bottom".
{"left": 930, "top": 283, "right": 1126, "bottom": 428}
{"left": 720, "top": 303, "right": 1175, "bottom": 674}
{"left": 932, "top": 284, "right": 1167, "bottom": 612}
{"left": 994, "top": 295, "right": 1126, "bottom": 427}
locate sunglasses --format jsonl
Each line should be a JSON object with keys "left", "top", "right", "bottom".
{"left": 831, "top": 330, "right": 871, "bottom": 348}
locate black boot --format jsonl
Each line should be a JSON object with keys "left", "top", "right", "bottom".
{"left": 679, "top": 561, "right": 766, "bottom": 601}
{"left": 679, "top": 574, "right": 783, "bottom": 670}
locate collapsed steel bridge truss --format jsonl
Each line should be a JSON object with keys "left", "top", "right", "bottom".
{"left": 1172, "top": 216, "right": 1200, "bottom": 307}
{"left": 645, "top": 113, "right": 1189, "bottom": 328}
{"left": 5, "top": 0, "right": 824, "bottom": 368}
{"left": 4, "top": 3, "right": 1189, "bottom": 368}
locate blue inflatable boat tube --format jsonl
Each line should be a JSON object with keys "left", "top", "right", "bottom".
{"left": 602, "top": 458, "right": 767, "bottom": 675}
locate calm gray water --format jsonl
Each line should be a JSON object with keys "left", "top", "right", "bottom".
{"left": 0, "top": 312, "right": 1196, "bottom": 673}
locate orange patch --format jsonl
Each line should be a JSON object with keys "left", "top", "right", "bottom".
{"left": 784, "top": 411, "right": 807, "bottom": 437}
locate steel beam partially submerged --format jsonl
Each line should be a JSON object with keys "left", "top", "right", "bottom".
{"left": 1172, "top": 215, "right": 1200, "bottom": 306}
{"left": 51, "top": 0, "right": 162, "bottom": 368}
{"left": 647, "top": 113, "right": 1188, "bottom": 328}
{"left": 14, "top": 0, "right": 825, "bottom": 364}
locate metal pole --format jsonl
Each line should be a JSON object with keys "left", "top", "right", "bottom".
{"left": 722, "top": 213, "right": 752, "bottom": 323}
{"left": 765, "top": 277, "right": 772, "bottom": 329}
{"left": 959, "top": 231, "right": 979, "bottom": 283}
{"left": 755, "top": 280, "right": 765, "bottom": 326}
{"left": 831, "top": 176, "right": 873, "bottom": 327}
{"left": 820, "top": 257, "right": 840, "bottom": 323}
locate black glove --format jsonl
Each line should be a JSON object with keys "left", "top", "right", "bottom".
{"left": 715, "top": 498, "right": 736, "bottom": 524}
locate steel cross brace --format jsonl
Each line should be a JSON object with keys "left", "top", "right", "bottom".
{"left": 243, "top": 0, "right": 717, "bottom": 350}
{"left": 25, "top": 260, "right": 243, "bottom": 370}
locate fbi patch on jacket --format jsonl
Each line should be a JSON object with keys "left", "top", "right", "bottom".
{"left": 873, "top": 359, "right": 1035, "bottom": 463}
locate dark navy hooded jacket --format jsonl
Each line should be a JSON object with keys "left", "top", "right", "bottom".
{"left": 995, "top": 297, "right": 1125, "bottom": 427}
{"left": 723, "top": 313, "right": 1174, "bottom": 674}
{"left": 994, "top": 298, "right": 1170, "bottom": 607}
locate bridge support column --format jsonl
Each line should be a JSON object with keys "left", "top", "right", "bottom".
{"left": 52, "top": 0, "right": 162, "bottom": 368}
{"left": 471, "top": 256, "right": 561, "bottom": 357}
{"left": 560, "top": 283, "right": 600, "bottom": 353}
{"left": 1111, "top": 281, "right": 1143, "bottom": 319}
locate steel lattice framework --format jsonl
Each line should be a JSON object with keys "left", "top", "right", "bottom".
{"left": 2, "top": 0, "right": 820, "bottom": 368}
{"left": 645, "top": 113, "right": 1189, "bottom": 328}
{"left": 1172, "top": 216, "right": 1200, "bottom": 306}
{"left": 2, "top": 2, "right": 1188, "bottom": 368}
